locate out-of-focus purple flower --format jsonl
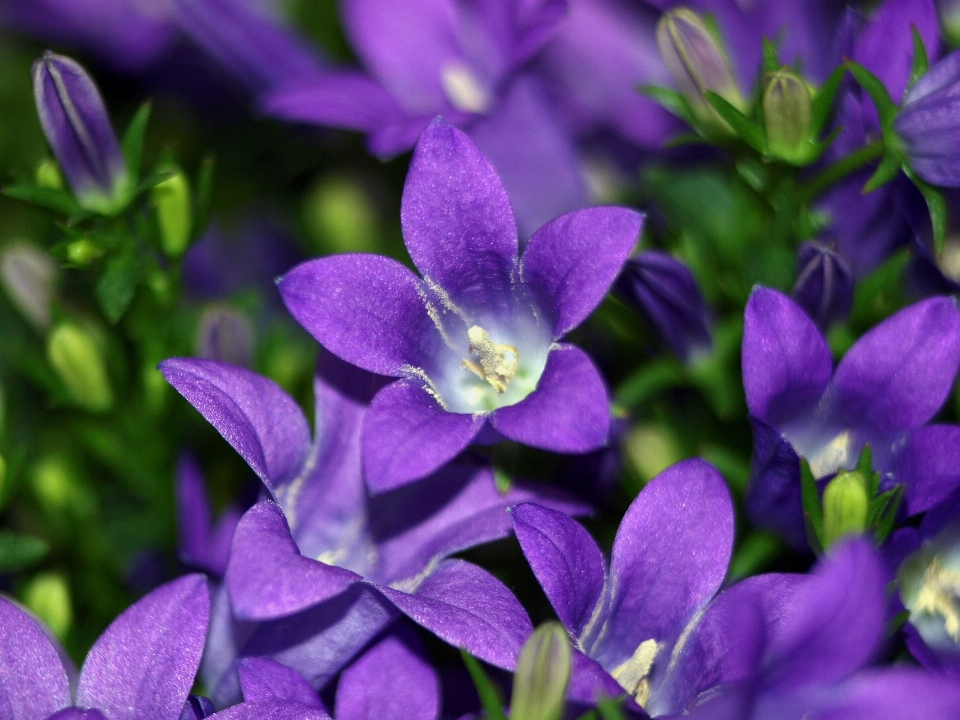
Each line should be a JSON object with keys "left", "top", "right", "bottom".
{"left": 511, "top": 458, "right": 734, "bottom": 714}
{"left": 278, "top": 121, "right": 641, "bottom": 491}
{"left": 176, "top": 454, "right": 243, "bottom": 578}
{"left": 896, "top": 49, "right": 960, "bottom": 187}
{"left": 0, "top": 574, "right": 223, "bottom": 720}
{"left": 159, "top": 352, "right": 586, "bottom": 703}
{"left": 196, "top": 305, "right": 255, "bottom": 368}
{"left": 681, "top": 539, "right": 960, "bottom": 720}
{"left": 791, "top": 241, "right": 855, "bottom": 331}
{"left": 0, "top": 243, "right": 57, "bottom": 330}
{"left": 32, "top": 51, "right": 131, "bottom": 214}
{"left": 614, "top": 251, "right": 712, "bottom": 362}
{"left": 742, "top": 287, "right": 960, "bottom": 548}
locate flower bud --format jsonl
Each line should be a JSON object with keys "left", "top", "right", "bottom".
{"left": 66, "top": 238, "right": 104, "bottom": 265}
{"left": 510, "top": 622, "right": 570, "bottom": 720}
{"left": 791, "top": 241, "right": 854, "bottom": 331}
{"left": 303, "top": 175, "right": 379, "bottom": 254}
{"left": 23, "top": 571, "right": 72, "bottom": 640}
{"left": 762, "top": 69, "right": 813, "bottom": 163}
{"left": 32, "top": 51, "right": 130, "bottom": 213}
{"left": 939, "top": 0, "right": 960, "bottom": 48}
{"left": 196, "top": 305, "right": 254, "bottom": 368}
{"left": 615, "top": 251, "right": 712, "bottom": 362}
{"left": 656, "top": 8, "right": 744, "bottom": 130}
{"left": 0, "top": 244, "right": 57, "bottom": 329}
{"left": 822, "top": 470, "right": 869, "bottom": 549}
{"left": 152, "top": 166, "right": 193, "bottom": 257}
{"left": 35, "top": 158, "right": 63, "bottom": 190}
{"left": 179, "top": 696, "right": 216, "bottom": 720}
{"left": 47, "top": 322, "right": 113, "bottom": 412}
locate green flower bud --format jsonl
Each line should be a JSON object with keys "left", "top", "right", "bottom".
{"left": 510, "top": 622, "right": 571, "bottom": 720}
{"left": 35, "top": 158, "right": 63, "bottom": 190}
{"left": 23, "top": 571, "right": 72, "bottom": 640}
{"left": 66, "top": 238, "right": 103, "bottom": 265}
{"left": 822, "top": 470, "right": 869, "bottom": 549}
{"left": 303, "top": 175, "right": 379, "bottom": 254}
{"left": 656, "top": 8, "right": 744, "bottom": 132}
{"left": 762, "top": 70, "right": 813, "bottom": 163}
{"left": 151, "top": 166, "right": 192, "bottom": 257}
{"left": 47, "top": 322, "right": 113, "bottom": 412}
{"left": 940, "top": 0, "right": 960, "bottom": 49}
{"left": 0, "top": 244, "right": 56, "bottom": 329}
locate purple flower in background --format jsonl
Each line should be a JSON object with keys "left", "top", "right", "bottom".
{"left": 791, "top": 241, "right": 855, "bottom": 331}
{"left": 742, "top": 287, "right": 960, "bottom": 549}
{"left": 614, "top": 251, "right": 712, "bottom": 362}
{"left": 511, "top": 458, "right": 734, "bottom": 713}
{"left": 279, "top": 121, "right": 641, "bottom": 491}
{"left": 176, "top": 454, "right": 244, "bottom": 578}
{"left": 32, "top": 51, "right": 131, "bottom": 214}
{"left": 160, "top": 352, "right": 585, "bottom": 703}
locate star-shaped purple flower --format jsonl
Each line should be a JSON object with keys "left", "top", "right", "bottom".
{"left": 160, "top": 352, "right": 585, "bottom": 704}
{"left": 742, "top": 287, "right": 960, "bottom": 548}
{"left": 278, "top": 120, "right": 642, "bottom": 492}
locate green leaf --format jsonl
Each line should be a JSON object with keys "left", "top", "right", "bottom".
{"left": 904, "top": 168, "right": 948, "bottom": 255}
{"left": 845, "top": 61, "right": 899, "bottom": 131}
{"left": 762, "top": 38, "right": 780, "bottom": 73}
{"left": 810, "top": 65, "right": 847, "bottom": 136}
{"left": 96, "top": 247, "right": 140, "bottom": 323}
{"left": 595, "top": 698, "right": 629, "bottom": 720}
{"left": 909, "top": 24, "right": 930, "bottom": 90}
{"left": 121, "top": 102, "right": 152, "bottom": 180}
{"left": 855, "top": 445, "right": 879, "bottom": 496}
{"left": 801, "top": 459, "right": 824, "bottom": 555}
{"left": 640, "top": 85, "right": 697, "bottom": 126}
{"left": 0, "top": 531, "right": 49, "bottom": 573}
{"left": 872, "top": 484, "right": 904, "bottom": 544}
{"left": 885, "top": 609, "right": 911, "bottom": 637}
{"left": 2, "top": 184, "right": 78, "bottom": 215}
{"left": 193, "top": 154, "right": 215, "bottom": 240}
{"left": 132, "top": 171, "right": 174, "bottom": 197}
{"left": 461, "top": 650, "right": 508, "bottom": 720}
{"left": 863, "top": 152, "right": 902, "bottom": 193}
{"left": 705, "top": 92, "right": 767, "bottom": 152}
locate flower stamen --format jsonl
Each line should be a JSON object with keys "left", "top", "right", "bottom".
{"left": 461, "top": 325, "right": 519, "bottom": 394}
{"left": 611, "top": 638, "right": 660, "bottom": 707}
{"left": 914, "top": 556, "right": 960, "bottom": 642}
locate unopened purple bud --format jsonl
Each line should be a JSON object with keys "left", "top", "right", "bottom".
{"left": 894, "top": 49, "right": 960, "bottom": 187}
{"left": 179, "top": 696, "right": 216, "bottom": 720}
{"left": 0, "top": 244, "right": 57, "bottom": 329}
{"left": 196, "top": 305, "right": 254, "bottom": 368}
{"left": 615, "top": 251, "right": 712, "bottom": 362}
{"left": 32, "top": 51, "right": 129, "bottom": 213}
{"left": 791, "top": 241, "right": 855, "bottom": 330}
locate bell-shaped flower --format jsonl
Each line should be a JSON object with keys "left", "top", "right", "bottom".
{"left": 742, "top": 287, "right": 960, "bottom": 548}
{"left": 278, "top": 121, "right": 641, "bottom": 491}
{"left": 32, "top": 51, "right": 131, "bottom": 214}
{"left": 160, "top": 352, "right": 585, "bottom": 705}
{"left": 0, "top": 574, "right": 322, "bottom": 720}
{"left": 790, "top": 241, "right": 855, "bottom": 331}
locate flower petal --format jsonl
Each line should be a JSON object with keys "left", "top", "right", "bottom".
{"left": 565, "top": 650, "right": 640, "bottom": 711}
{"left": 376, "top": 558, "right": 533, "bottom": 670}
{"left": 362, "top": 380, "right": 484, "bottom": 493}
{"left": 522, "top": 206, "right": 642, "bottom": 338}
{"left": 227, "top": 502, "right": 361, "bottom": 621}
{"left": 821, "top": 668, "right": 960, "bottom": 720}
{"left": 0, "top": 597, "right": 70, "bottom": 720}
{"left": 595, "top": 458, "right": 734, "bottom": 670}
{"left": 209, "top": 700, "right": 331, "bottom": 720}
{"left": 76, "top": 574, "right": 210, "bottom": 720}
{"left": 160, "top": 359, "right": 310, "bottom": 490}
{"left": 745, "top": 417, "right": 807, "bottom": 551}
{"left": 237, "top": 658, "right": 325, "bottom": 709}
{"left": 831, "top": 297, "right": 960, "bottom": 435}
{"left": 335, "top": 629, "right": 440, "bottom": 720}
{"left": 401, "top": 120, "right": 518, "bottom": 315}
{"left": 278, "top": 255, "right": 439, "bottom": 377}
{"left": 490, "top": 344, "right": 610, "bottom": 453}
{"left": 511, "top": 503, "right": 606, "bottom": 638}
{"left": 892, "top": 425, "right": 960, "bottom": 515}
{"left": 742, "top": 287, "right": 832, "bottom": 426}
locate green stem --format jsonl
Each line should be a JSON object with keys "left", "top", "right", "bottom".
{"left": 800, "top": 140, "right": 884, "bottom": 202}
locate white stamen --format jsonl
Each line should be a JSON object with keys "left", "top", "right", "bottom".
{"left": 611, "top": 638, "right": 660, "bottom": 707}
{"left": 441, "top": 63, "right": 491, "bottom": 114}
{"left": 461, "top": 325, "right": 519, "bottom": 393}
{"left": 806, "top": 429, "right": 855, "bottom": 478}
{"left": 914, "top": 557, "right": 960, "bottom": 641}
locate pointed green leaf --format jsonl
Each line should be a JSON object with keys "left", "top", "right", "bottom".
{"left": 909, "top": 24, "right": 930, "bottom": 90}
{"left": 0, "top": 531, "right": 49, "bottom": 573}
{"left": 121, "top": 102, "right": 152, "bottom": 180}
{"left": 762, "top": 38, "right": 780, "bottom": 73}
{"left": 845, "top": 61, "right": 899, "bottom": 130}
{"left": 801, "top": 458, "right": 824, "bottom": 555}
{"left": 596, "top": 698, "right": 629, "bottom": 720}
{"left": 461, "top": 650, "right": 508, "bottom": 720}
{"left": 2, "top": 184, "right": 79, "bottom": 215}
{"left": 810, "top": 65, "right": 847, "bottom": 136}
{"left": 705, "top": 92, "right": 767, "bottom": 152}
{"left": 863, "top": 152, "right": 903, "bottom": 192}
{"left": 855, "top": 445, "right": 873, "bottom": 476}
{"left": 96, "top": 246, "right": 140, "bottom": 323}
{"left": 640, "top": 85, "right": 697, "bottom": 126}
{"left": 904, "top": 168, "right": 948, "bottom": 254}
{"left": 873, "top": 484, "right": 904, "bottom": 543}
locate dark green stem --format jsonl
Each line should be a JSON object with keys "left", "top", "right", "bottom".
{"left": 800, "top": 140, "right": 884, "bottom": 202}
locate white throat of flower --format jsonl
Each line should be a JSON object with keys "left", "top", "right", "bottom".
{"left": 611, "top": 639, "right": 661, "bottom": 707}
{"left": 441, "top": 63, "right": 491, "bottom": 113}
{"left": 461, "top": 325, "right": 519, "bottom": 394}
{"left": 913, "top": 557, "right": 960, "bottom": 642}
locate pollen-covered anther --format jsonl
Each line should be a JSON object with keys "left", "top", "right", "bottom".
{"left": 915, "top": 557, "right": 960, "bottom": 641}
{"left": 611, "top": 638, "right": 660, "bottom": 707}
{"left": 461, "top": 325, "right": 519, "bottom": 394}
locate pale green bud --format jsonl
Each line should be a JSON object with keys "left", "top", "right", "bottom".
{"left": 763, "top": 70, "right": 813, "bottom": 163}
{"left": 822, "top": 470, "right": 869, "bottom": 549}
{"left": 0, "top": 244, "right": 56, "bottom": 329}
{"left": 656, "top": 8, "right": 744, "bottom": 131}
{"left": 624, "top": 424, "right": 681, "bottom": 486}
{"left": 510, "top": 622, "right": 571, "bottom": 720}
{"left": 23, "top": 571, "right": 72, "bottom": 640}
{"left": 152, "top": 167, "right": 192, "bottom": 257}
{"left": 303, "top": 175, "right": 379, "bottom": 254}
{"left": 65, "top": 239, "right": 103, "bottom": 265}
{"left": 35, "top": 158, "right": 63, "bottom": 189}
{"left": 47, "top": 322, "right": 113, "bottom": 412}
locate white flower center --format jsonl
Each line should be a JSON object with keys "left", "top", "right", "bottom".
{"left": 441, "top": 63, "right": 491, "bottom": 113}
{"left": 913, "top": 556, "right": 960, "bottom": 642}
{"left": 461, "top": 325, "right": 519, "bottom": 394}
{"left": 611, "top": 638, "right": 660, "bottom": 707}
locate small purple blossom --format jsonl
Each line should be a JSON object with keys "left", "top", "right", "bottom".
{"left": 278, "top": 120, "right": 642, "bottom": 491}
{"left": 742, "top": 287, "right": 960, "bottom": 548}
{"left": 791, "top": 241, "right": 855, "bottom": 331}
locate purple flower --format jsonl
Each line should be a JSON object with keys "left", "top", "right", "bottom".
{"left": 614, "top": 251, "right": 712, "bottom": 362}
{"left": 32, "top": 51, "right": 131, "bottom": 214}
{"left": 159, "top": 352, "right": 586, "bottom": 703}
{"left": 742, "top": 287, "right": 960, "bottom": 548}
{"left": 278, "top": 121, "right": 642, "bottom": 491}
{"left": 791, "top": 241, "right": 855, "bottom": 331}
{"left": 176, "top": 454, "right": 243, "bottom": 578}
{"left": 511, "top": 458, "right": 734, "bottom": 713}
